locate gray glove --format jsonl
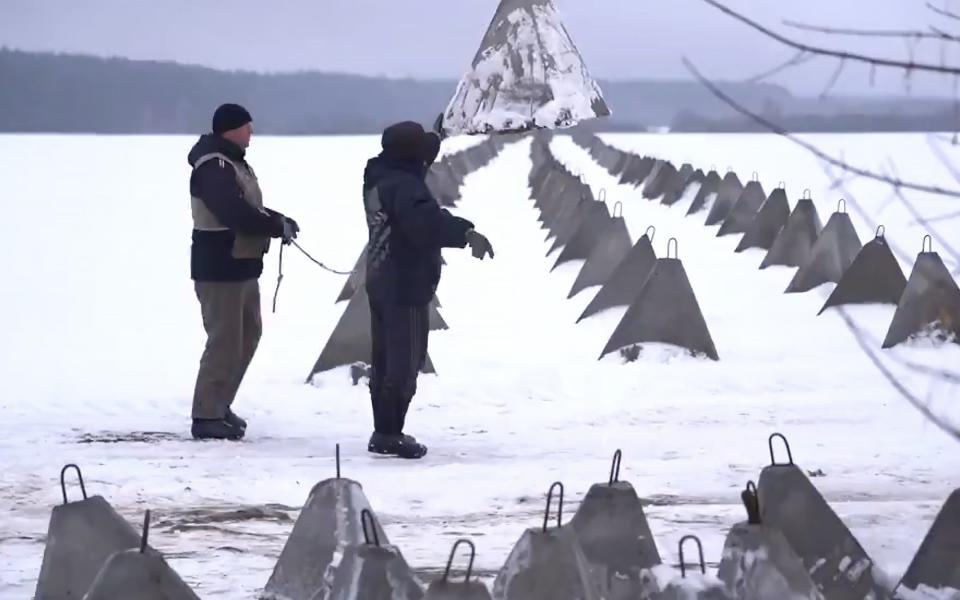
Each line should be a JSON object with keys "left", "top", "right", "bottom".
{"left": 465, "top": 229, "right": 494, "bottom": 260}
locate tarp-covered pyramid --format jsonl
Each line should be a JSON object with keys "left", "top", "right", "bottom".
{"left": 441, "top": 0, "right": 609, "bottom": 135}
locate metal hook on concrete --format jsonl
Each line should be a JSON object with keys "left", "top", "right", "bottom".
{"left": 361, "top": 509, "right": 380, "bottom": 547}
{"left": 609, "top": 449, "right": 623, "bottom": 485}
{"left": 645, "top": 225, "right": 656, "bottom": 242}
{"left": 768, "top": 433, "right": 794, "bottom": 466}
{"left": 442, "top": 539, "right": 476, "bottom": 583}
{"left": 923, "top": 234, "right": 933, "bottom": 253}
{"left": 60, "top": 464, "right": 87, "bottom": 505}
{"left": 742, "top": 481, "right": 761, "bottom": 525}
{"left": 875, "top": 225, "right": 886, "bottom": 240}
{"left": 543, "top": 482, "right": 564, "bottom": 532}
{"left": 679, "top": 535, "right": 706, "bottom": 577}
{"left": 667, "top": 237, "right": 679, "bottom": 259}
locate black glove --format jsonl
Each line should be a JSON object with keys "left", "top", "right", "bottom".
{"left": 465, "top": 229, "right": 494, "bottom": 260}
{"left": 282, "top": 217, "right": 299, "bottom": 244}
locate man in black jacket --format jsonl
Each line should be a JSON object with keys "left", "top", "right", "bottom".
{"left": 187, "top": 103, "right": 299, "bottom": 440}
{"left": 364, "top": 121, "right": 494, "bottom": 459}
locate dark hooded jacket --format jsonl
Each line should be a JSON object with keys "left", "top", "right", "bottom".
{"left": 363, "top": 132, "right": 473, "bottom": 306}
{"left": 187, "top": 134, "right": 285, "bottom": 281}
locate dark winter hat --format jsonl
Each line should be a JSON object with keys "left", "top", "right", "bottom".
{"left": 212, "top": 103, "right": 252, "bottom": 134}
{"left": 381, "top": 121, "right": 438, "bottom": 164}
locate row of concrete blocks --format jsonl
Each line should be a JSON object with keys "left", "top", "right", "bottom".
{"left": 528, "top": 138, "right": 721, "bottom": 360}
{"left": 306, "top": 136, "right": 509, "bottom": 382}
{"left": 33, "top": 434, "right": 960, "bottom": 599}
{"left": 563, "top": 132, "right": 960, "bottom": 350}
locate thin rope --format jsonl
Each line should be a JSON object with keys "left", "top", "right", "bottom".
{"left": 271, "top": 239, "right": 354, "bottom": 314}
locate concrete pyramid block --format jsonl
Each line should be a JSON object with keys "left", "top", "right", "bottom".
{"left": 84, "top": 510, "right": 200, "bottom": 600}
{"left": 716, "top": 483, "right": 823, "bottom": 600}
{"left": 663, "top": 165, "right": 702, "bottom": 207}
{"left": 35, "top": 465, "right": 141, "bottom": 600}
{"left": 493, "top": 482, "right": 601, "bottom": 600}
{"left": 425, "top": 540, "right": 493, "bottom": 600}
{"left": 441, "top": 0, "right": 609, "bottom": 135}
{"left": 307, "top": 287, "right": 435, "bottom": 382}
{"left": 895, "top": 488, "right": 960, "bottom": 599}
{"left": 705, "top": 172, "right": 744, "bottom": 226}
{"left": 760, "top": 197, "right": 823, "bottom": 270}
{"left": 653, "top": 536, "right": 732, "bottom": 599}
{"left": 735, "top": 188, "right": 790, "bottom": 253}
{"left": 820, "top": 227, "right": 907, "bottom": 314}
{"left": 688, "top": 171, "right": 721, "bottom": 216}
{"left": 621, "top": 156, "right": 656, "bottom": 187}
{"left": 578, "top": 228, "right": 657, "bottom": 322}
{"left": 785, "top": 202, "right": 863, "bottom": 293}
{"left": 718, "top": 179, "right": 766, "bottom": 237}
{"left": 644, "top": 162, "right": 679, "bottom": 199}
{"left": 318, "top": 510, "right": 423, "bottom": 599}
{"left": 545, "top": 189, "right": 598, "bottom": 251}
{"left": 883, "top": 237, "right": 960, "bottom": 348}
{"left": 758, "top": 434, "right": 889, "bottom": 600}
{"left": 552, "top": 201, "right": 613, "bottom": 270}
{"left": 337, "top": 245, "right": 369, "bottom": 303}
{"left": 262, "top": 461, "right": 392, "bottom": 600}
{"left": 570, "top": 451, "right": 661, "bottom": 599}
{"left": 569, "top": 210, "right": 633, "bottom": 298}
{"left": 601, "top": 239, "right": 718, "bottom": 360}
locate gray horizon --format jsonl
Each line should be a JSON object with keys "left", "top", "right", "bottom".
{"left": 4, "top": 0, "right": 960, "bottom": 96}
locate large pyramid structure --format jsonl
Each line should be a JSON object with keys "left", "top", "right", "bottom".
{"left": 441, "top": 0, "right": 610, "bottom": 135}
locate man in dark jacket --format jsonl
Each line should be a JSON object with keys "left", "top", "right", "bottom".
{"left": 187, "top": 103, "right": 299, "bottom": 440}
{"left": 363, "top": 121, "right": 494, "bottom": 459}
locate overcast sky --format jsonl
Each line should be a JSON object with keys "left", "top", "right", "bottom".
{"left": 4, "top": 0, "right": 960, "bottom": 96}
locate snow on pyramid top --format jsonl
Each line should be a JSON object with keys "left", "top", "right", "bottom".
{"left": 441, "top": 0, "right": 610, "bottom": 136}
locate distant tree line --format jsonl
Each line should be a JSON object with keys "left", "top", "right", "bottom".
{"left": 0, "top": 48, "right": 953, "bottom": 134}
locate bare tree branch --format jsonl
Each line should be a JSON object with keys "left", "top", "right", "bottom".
{"left": 928, "top": 1, "right": 960, "bottom": 22}
{"left": 835, "top": 307, "right": 960, "bottom": 442}
{"left": 912, "top": 209, "right": 960, "bottom": 223}
{"left": 820, "top": 59, "right": 847, "bottom": 98}
{"left": 745, "top": 50, "right": 816, "bottom": 83}
{"left": 682, "top": 57, "right": 960, "bottom": 198}
{"left": 783, "top": 19, "right": 960, "bottom": 43}
{"left": 698, "top": 0, "right": 960, "bottom": 75}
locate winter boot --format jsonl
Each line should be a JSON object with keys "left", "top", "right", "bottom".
{"left": 225, "top": 409, "right": 247, "bottom": 431}
{"left": 367, "top": 432, "right": 428, "bottom": 459}
{"left": 191, "top": 418, "right": 244, "bottom": 441}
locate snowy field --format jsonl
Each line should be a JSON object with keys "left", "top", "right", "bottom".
{"left": 0, "top": 131, "right": 958, "bottom": 597}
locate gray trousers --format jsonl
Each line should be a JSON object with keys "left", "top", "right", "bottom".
{"left": 192, "top": 280, "right": 262, "bottom": 419}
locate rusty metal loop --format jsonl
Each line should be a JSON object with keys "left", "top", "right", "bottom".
{"left": 613, "top": 201, "right": 623, "bottom": 219}
{"left": 923, "top": 234, "right": 933, "bottom": 253}
{"left": 645, "top": 225, "right": 656, "bottom": 242}
{"left": 803, "top": 189, "right": 812, "bottom": 200}
{"left": 837, "top": 198, "right": 847, "bottom": 214}
{"left": 875, "top": 225, "right": 886, "bottom": 240}
{"left": 667, "top": 237, "right": 679, "bottom": 260}
{"left": 742, "top": 481, "right": 761, "bottom": 525}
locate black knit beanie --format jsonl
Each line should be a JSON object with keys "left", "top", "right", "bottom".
{"left": 212, "top": 103, "right": 252, "bottom": 134}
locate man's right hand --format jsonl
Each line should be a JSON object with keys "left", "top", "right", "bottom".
{"left": 465, "top": 229, "right": 494, "bottom": 260}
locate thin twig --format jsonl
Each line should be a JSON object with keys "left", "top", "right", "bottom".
{"left": 745, "top": 50, "right": 816, "bottom": 83}
{"left": 783, "top": 19, "right": 960, "bottom": 42}
{"left": 682, "top": 57, "right": 960, "bottom": 198}
{"left": 698, "top": 0, "right": 960, "bottom": 75}
{"left": 912, "top": 208, "right": 960, "bottom": 223}
{"left": 886, "top": 160, "right": 960, "bottom": 267}
{"left": 928, "top": 1, "right": 960, "bottom": 22}
{"left": 835, "top": 307, "right": 960, "bottom": 442}
{"left": 820, "top": 59, "right": 847, "bottom": 99}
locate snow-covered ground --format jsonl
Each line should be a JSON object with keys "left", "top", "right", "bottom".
{"left": 0, "top": 132, "right": 958, "bottom": 598}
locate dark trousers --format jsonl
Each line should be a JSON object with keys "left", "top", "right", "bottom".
{"left": 369, "top": 297, "right": 430, "bottom": 435}
{"left": 192, "top": 280, "right": 262, "bottom": 419}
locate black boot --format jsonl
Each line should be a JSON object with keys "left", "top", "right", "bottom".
{"left": 192, "top": 418, "right": 245, "bottom": 441}
{"left": 225, "top": 409, "right": 247, "bottom": 431}
{"left": 367, "top": 432, "right": 427, "bottom": 459}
